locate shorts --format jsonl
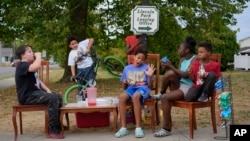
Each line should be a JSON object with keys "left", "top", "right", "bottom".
{"left": 124, "top": 86, "right": 150, "bottom": 103}
{"left": 179, "top": 83, "right": 192, "bottom": 98}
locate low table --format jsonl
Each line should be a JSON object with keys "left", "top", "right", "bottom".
{"left": 59, "top": 104, "right": 118, "bottom": 135}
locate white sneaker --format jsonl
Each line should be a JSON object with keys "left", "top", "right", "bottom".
{"left": 152, "top": 93, "right": 162, "bottom": 101}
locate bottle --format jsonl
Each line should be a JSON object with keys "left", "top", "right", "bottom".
{"left": 76, "top": 94, "right": 82, "bottom": 103}
{"left": 197, "top": 64, "right": 205, "bottom": 85}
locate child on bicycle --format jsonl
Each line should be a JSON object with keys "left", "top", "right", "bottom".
{"left": 115, "top": 49, "right": 155, "bottom": 138}
{"left": 67, "top": 35, "right": 95, "bottom": 82}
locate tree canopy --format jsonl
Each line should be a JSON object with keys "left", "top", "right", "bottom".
{"left": 1, "top": 0, "right": 249, "bottom": 80}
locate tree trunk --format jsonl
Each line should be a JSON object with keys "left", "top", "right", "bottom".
{"left": 59, "top": 0, "right": 89, "bottom": 83}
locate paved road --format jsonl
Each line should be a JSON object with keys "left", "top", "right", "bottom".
{"left": 0, "top": 67, "right": 15, "bottom": 79}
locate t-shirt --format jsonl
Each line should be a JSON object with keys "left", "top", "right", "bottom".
{"left": 191, "top": 59, "right": 221, "bottom": 87}
{"left": 15, "top": 62, "right": 40, "bottom": 104}
{"left": 68, "top": 39, "right": 93, "bottom": 68}
{"left": 179, "top": 55, "right": 196, "bottom": 86}
{"left": 125, "top": 35, "right": 141, "bottom": 55}
{"left": 120, "top": 64, "right": 152, "bottom": 91}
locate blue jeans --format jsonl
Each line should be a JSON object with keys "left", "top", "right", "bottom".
{"left": 77, "top": 66, "right": 95, "bottom": 84}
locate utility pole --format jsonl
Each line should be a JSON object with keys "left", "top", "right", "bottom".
{"left": 141, "top": 0, "right": 148, "bottom": 50}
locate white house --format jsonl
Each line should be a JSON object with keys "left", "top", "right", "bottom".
{"left": 234, "top": 36, "right": 250, "bottom": 70}
{"left": 239, "top": 36, "right": 250, "bottom": 54}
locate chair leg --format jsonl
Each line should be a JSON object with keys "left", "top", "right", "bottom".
{"left": 193, "top": 111, "right": 197, "bottom": 130}
{"left": 19, "top": 112, "right": 23, "bottom": 134}
{"left": 189, "top": 107, "right": 194, "bottom": 139}
{"left": 12, "top": 108, "right": 18, "bottom": 141}
{"left": 150, "top": 104, "right": 155, "bottom": 132}
{"left": 44, "top": 109, "right": 49, "bottom": 137}
{"left": 211, "top": 105, "right": 217, "bottom": 133}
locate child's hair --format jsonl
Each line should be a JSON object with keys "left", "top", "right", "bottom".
{"left": 183, "top": 36, "right": 196, "bottom": 54}
{"left": 15, "top": 45, "right": 31, "bottom": 59}
{"left": 67, "top": 35, "right": 78, "bottom": 46}
{"left": 198, "top": 41, "right": 213, "bottom": 53}
{"left": 135, "top": 48, "right": 148, "bottom": 59}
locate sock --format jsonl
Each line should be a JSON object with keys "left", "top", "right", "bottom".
{"left": 121, "top": 127, "right": 127, "bottom": 130}
{"left": 136, "top": 127, "right": 142, "bottom": 130}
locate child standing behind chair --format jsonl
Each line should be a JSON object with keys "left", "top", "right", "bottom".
{"left": 115, "top": 49, "right": 155, "bottom": 138}
{"left": 186, "top": 41, "right": 221, "bottom": 102}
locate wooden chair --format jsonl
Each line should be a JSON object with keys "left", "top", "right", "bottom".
{"left": 12, "top": 60, "right": 50, "bottom": 141}
{"left": 171, "top": 54, "right": 221, "bottom": 139}
{"left": 126, "top": 54, "right": 160, "bottom": 132}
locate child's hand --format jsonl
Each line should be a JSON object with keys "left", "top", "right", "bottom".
{"left": 187, "top": 65, "right": 192, "bottom": 74}
{"left": 145, "top": 64, "right": 156, "bottom": 77}
{"left": 161, "top": 61, "right": 173, "bottom": 69}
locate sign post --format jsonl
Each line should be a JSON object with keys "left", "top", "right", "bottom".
{"left": 131, "top": 5, "right": 159, "bottom": 49}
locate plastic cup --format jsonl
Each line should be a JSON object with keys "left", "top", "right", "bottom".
{"left": 86, "top": 87, "right": 97, "bottom": 106}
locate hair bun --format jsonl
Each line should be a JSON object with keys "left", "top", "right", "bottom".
{"left": 185, "top": 36, "right": 196, "bottom": 47}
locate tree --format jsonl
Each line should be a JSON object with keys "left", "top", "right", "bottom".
{"left": 1, "top": 0, "right": 249, "bottom": 77}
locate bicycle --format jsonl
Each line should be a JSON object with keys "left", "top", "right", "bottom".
{"left": 63, "top": 46, "right": 126, "bottom": 104}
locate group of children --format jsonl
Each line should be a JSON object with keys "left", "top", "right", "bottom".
{"left": 14, "top": 36, "right": 220, "bottom": 139}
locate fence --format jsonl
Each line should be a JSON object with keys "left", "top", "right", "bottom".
{"left": 234, "top": 54, "right": 250, "bottom": 70}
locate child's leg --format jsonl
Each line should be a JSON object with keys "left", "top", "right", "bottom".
{"left": 203, "top": 72, "right": 217, "bottom": 97}
{"left": 131, "top": 93, "right": 142, "bottom": 128}
{"left": 185, "top": 86, "right": 203, "bottom": 101}
{"left": 160, "top": 70, "right": 180, "bottom": 93}
{"left": 118, "top": 92, "right": 130, "bottom": 128}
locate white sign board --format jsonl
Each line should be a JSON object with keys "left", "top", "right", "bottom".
{"left": 131, "top": 6, "right": 159, "bottom": 35}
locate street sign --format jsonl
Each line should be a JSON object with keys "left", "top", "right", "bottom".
{"left": 131, "top": 6, "right": 159, "bottom": 35}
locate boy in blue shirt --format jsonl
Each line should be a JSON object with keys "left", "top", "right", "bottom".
{"left": 115, "top": 49, "right": 155, "bottom": 138}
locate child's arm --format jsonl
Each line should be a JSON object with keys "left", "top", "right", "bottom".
{"left": 187, "top": 65, "right": 194, "bottom": 81}
{"left": 28, "top": 52, "right": 42, "bottom": 72}
{"left": 86, "top": 38, "right": 94, "bottom": 54}
{"left": 40, "top": 80, "right": 52, "bottom": 93}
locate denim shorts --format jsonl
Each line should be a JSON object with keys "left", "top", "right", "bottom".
{"left": 124, "top": 86, "right": 150, "bottom": 103}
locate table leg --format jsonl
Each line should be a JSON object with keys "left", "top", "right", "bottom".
{"left": 113, "top": 107, "right": 118, "bottom": 133}
{"left": 60, "top": 111, "right": 64, "bottom": 135}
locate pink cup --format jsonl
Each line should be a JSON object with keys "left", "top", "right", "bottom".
{"left": 86, "top": 87, "right": 97, "bottom": 106}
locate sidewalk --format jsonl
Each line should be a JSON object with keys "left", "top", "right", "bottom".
{"left": 0, "top": 126, "right": 229, "bottom": 141}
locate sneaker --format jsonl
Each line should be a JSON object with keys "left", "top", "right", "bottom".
{"left": 49, "top": 133, "right": 64, "bottom": 139}
{"left": 154, "top": 128, "right": 171, "bottom": 137}
{"left": 198, "top": 93, "right": 208, "bottom": 102}
{"left": 114, "top": 128, "right": 129, "bottom": 138}
{"left": 152, "top": 93, "right": 162, "bottom": 101}
{"left": 135, "top": 128, "right": 144, "bottom": 138}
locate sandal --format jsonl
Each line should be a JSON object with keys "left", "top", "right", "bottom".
{"left": 114, "top": 128, "right": 129, "bottom": 138}
{"left": 135, "top": 128, "right": 144, "bottom": 138}
{"left": 154, "top": 128, "right": 171, "bottom": 137}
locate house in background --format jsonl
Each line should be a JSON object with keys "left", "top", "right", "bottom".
{"left": 238, "top": 36, "right": 250, "bottom": 55}
{"left": 234, "top": 36, "right": 250, "bottom": 70}
{"left": 1, "top": 47, "right": 13, "bottom": 63}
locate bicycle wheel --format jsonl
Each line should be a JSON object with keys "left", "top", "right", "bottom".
{"left": 63, "top": 84, "right": 85, "bottom": 104}
{"left": 103, "top": 55, "right": 126, "bottom": 78}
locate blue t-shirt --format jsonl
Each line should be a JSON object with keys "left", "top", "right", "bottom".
{"left": 120, "top": 64, "right": 151, "bottom": 92}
